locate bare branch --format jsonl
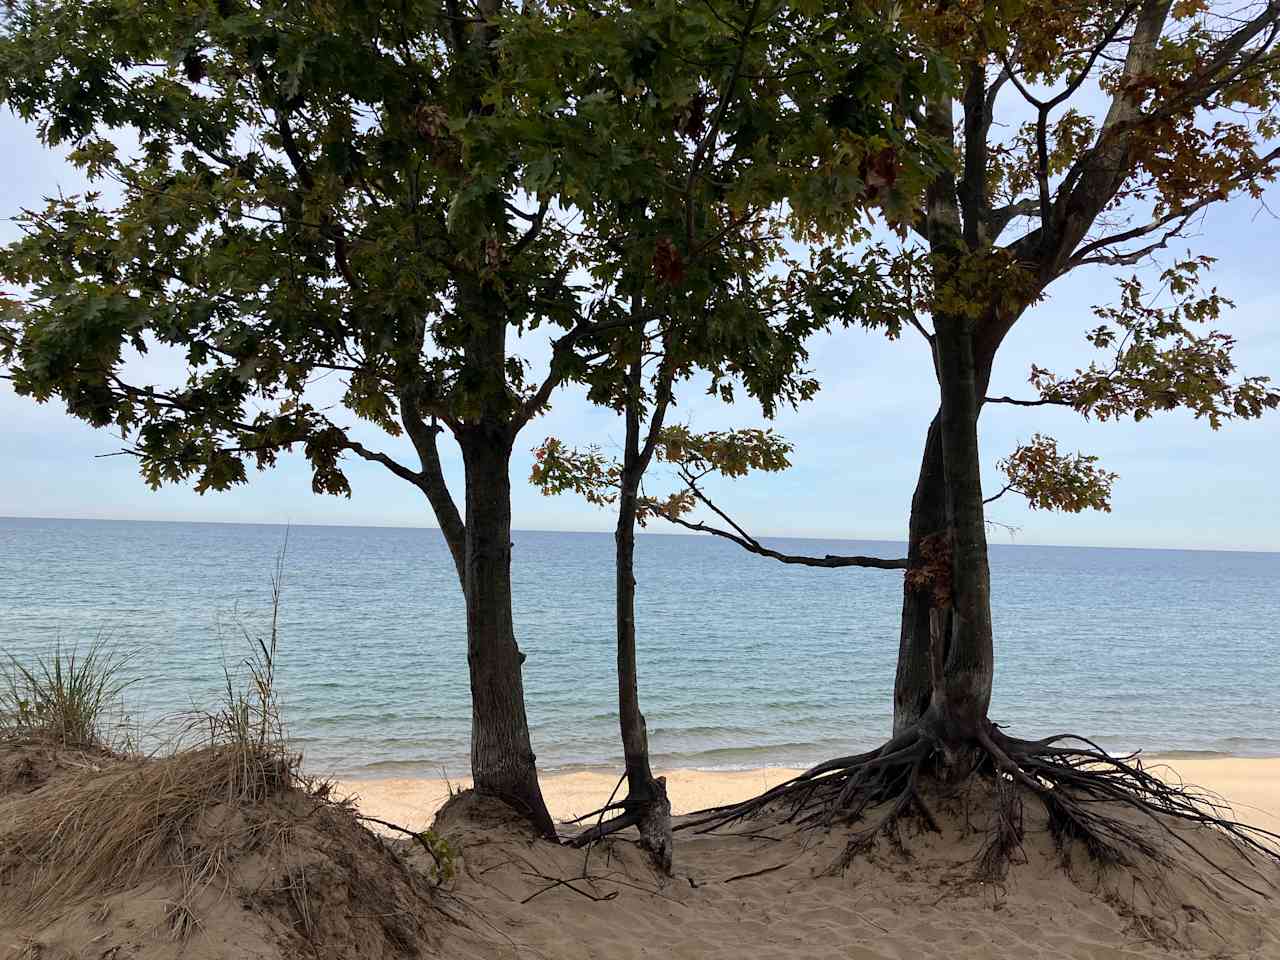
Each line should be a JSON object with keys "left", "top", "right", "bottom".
{"left": 987, "top": 199, "right": 1040, "bottom": 239}
{"left": 345, "top": 441, "right": 424, "bottom": 487}
{"left": 662, "top": 476, "right": 907, "bottom": 570}
{"left": 509, "top": 196, "right": 552, "bottom": 259}
{"left": 515, "top": 313, "right": 658, "bottom": 430}
{"left": 984, "top": 394, "right": 1072, "bottom": 408}
{"left": 983, "top": 483, "right": 1013, "bottom": 505}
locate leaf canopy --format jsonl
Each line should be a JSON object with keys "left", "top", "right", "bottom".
{"left": 0, "top": 0, "right": 932, "bottom": 495}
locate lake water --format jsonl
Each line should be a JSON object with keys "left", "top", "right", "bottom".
{"left": 0, "top": 517, "right": 1276, "bottom": 778}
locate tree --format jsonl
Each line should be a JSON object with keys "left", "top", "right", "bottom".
{"left": 0, "top": 0, "right": 930, "bottom": 837}
{"left": 531, "top": 357, "right": 681, "bottom": 868}
{"left": 533, "top": 420, "right": 798, "bottom": 866}
{"left": 514, "top": 0, "right": 941, "bottom": 860}
{"left": 679, "top": 0, "right": 1280, "bottom": 876}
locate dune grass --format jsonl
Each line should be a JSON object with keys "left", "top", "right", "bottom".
{"left": 0, "top": 640, "right": 135, "bottom": 749}
{"left": 191, "top": 541, "right": 295, "bottom": 783}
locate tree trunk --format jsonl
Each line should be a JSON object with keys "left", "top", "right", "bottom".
{"left": 609, "top": 352, "right": 674, "bottom": 871}
{"left": 893, "top": 412, "right": 945, "bottom": 735}
{"left": 458, "top": 423, "right": 556, "bottom": 839}
{"left": 615, "top": 470, "right": 673, "bottom": 869}
{"left": 927, "top": 318, "right": 995, "bottom": 741}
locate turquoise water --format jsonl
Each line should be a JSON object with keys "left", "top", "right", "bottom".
{"left": 0, "top": 517, "right": 1277, "bottom": 778}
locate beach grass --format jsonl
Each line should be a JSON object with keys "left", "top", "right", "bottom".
{"left": 0, "top": 639, "right": 135, "bottom": 749}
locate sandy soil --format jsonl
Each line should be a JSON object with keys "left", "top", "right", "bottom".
{"left": 418, "top": 779, "right": 1280, "bottom": 960}
{"left": 337, "top": 754, "right": 1280, "bottom": 837}
{"left": 5, "top": 746, "right": 1278, "bottom": 960}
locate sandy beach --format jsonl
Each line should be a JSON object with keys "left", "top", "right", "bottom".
{"left": 338, "top": 754, "right": 1280, "bottom": 837}
{"left": 4, "top": 740, "right": 1278, "bottom": 960}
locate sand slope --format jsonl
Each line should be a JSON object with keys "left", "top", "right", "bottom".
{"left": 422, "top": 785, "right": 1280, "bottom": 960}
{"left": 0, "top": 742, "right": 443, "bottom": 960}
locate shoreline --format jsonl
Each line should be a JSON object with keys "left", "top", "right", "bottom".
{"left": 337, "top": 754, "right": 1280, "bottom": 837}
{"left": 332, "top": 746, "right": 1280, "bottom": 783}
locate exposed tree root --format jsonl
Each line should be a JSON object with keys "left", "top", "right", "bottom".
{"left": 567, "top": 774, "right": 673, "bottom": 874}
{"left": 675, "top": 723, "right": 1280, "bottom": 894}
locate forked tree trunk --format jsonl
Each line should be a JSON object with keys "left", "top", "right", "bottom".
{"left": 458, "top": 423, "right": 556, "bottom": 838}
{"left": 926, "top": 318, "right": 995, "bottom": 742}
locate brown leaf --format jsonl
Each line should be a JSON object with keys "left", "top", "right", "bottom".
{"left": 676, "top": 93, "right": 709, "bottom": 140}
{"left": 859, "top": 146, "right": 898, "bottom": 202}
{"left": 652, "top": 236, "right": 686, "bottom": 286}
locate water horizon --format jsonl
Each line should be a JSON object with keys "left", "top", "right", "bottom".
{"left": 2, "top": 516, "right": 1277, "bottom": 779}
{"left": 3, "top": 513, "right": 1277, "bottom": 557}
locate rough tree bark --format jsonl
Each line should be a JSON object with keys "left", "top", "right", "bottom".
{"left": 457, "top": 422, "right": 556, "bottom": 839}
{"left": 927, "top": 317, "right": 995, "bottom": 741}
{"left": 893, "top": 413, "right": 944, "bottom": 735}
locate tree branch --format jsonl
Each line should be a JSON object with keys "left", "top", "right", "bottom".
{"left": 987, "top": 198, "right": 1041, "bottom": 239}
{"left": 515, "top": 313, "right": 658, "bottom": 430}
{"left": 401, "top": 395, "right": 467, "bottom": 586}
{"left": 984, "top": 394, "right": 1072, "bottom": 408}
{"left": 345, "top": 441, "right": 424, "bottom": 487}
{"left": 508, "top": 196, "right": 552, "bottom": 260}
{"left": 254, "top": 63, "right": 360, "bottom": 289}
{"left": 1064, "top": 148, "right": 1280, "bottom": 268}
{"left": 661, "top": 476, "right": 907, "bottom": 570}
{"left": 983, "top": 483, "right": 1013, "bottom": 505}
{"left": 684, "top": 0, "right": 762, "bottom": 244}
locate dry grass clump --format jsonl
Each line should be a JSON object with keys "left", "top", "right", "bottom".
{"left": 0, "top": 743, "right": 292, "bottom": 917}
{"left": 0, "top": 640, "right": 134, "bottom": 749}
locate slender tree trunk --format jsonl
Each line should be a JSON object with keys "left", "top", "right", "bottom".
{"left": 458, "top": 423, "right": 556, "bottom": 838}
{"left": 927, "top": 318, "right": 995, "bottom": 741}
{"left": 609, "top": 351, "right": 674, "bottom": 870}
{"left": 615, "top": 465, "right": 673, "bottom": 868}
{"left": 893, "top": 413, "right": 945, "bottom": 735}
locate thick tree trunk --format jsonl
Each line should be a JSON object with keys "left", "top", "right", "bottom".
{"left": 458, "top": 424, "right": 556, "bottom": 838}
{"left": 927, "top": 318, "right": 995, "bottom": 741}
{"left": 893, "top": 413, "right": 945, "bottom": 736}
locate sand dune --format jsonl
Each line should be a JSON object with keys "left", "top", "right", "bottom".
{"left": 4, "top": 745, "right": 1277, "bottom": 959}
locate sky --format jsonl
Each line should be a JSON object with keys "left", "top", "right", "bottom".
{"left": 2, "top": 112, "right": 1279, "bottom": 553}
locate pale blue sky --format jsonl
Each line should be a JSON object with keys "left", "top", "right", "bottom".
{"left": 2, "top": 111, "right": 1278, "bottom": 552}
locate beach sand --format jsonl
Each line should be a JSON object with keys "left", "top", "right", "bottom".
{"left": 410, "top": 757, "right": 1280, "bottom": 960}
{"left": 4, "top": 743, "right": 1278, "bottom": 959}
{"left": 338, "top": 754, "right": 1280, "bottom": 836}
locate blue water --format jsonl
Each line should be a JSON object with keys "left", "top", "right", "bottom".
{"left": 0, "top": 517, "right": 1277, "bottom": 778}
